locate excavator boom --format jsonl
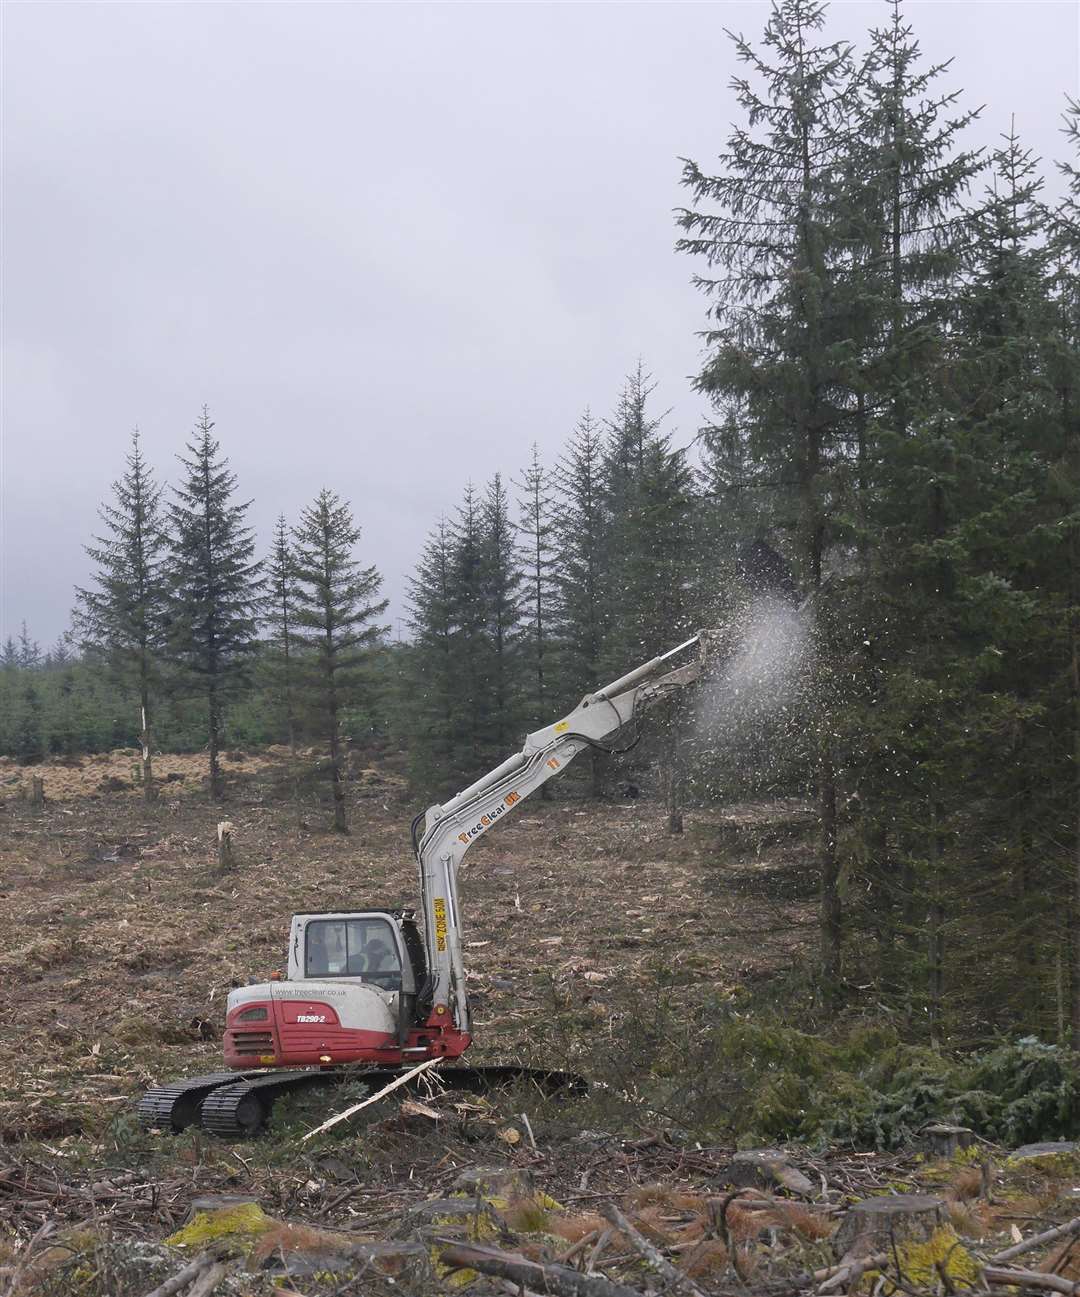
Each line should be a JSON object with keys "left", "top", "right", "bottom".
{"left": 414, "top": 630, "right": 722, "bottom": 1034}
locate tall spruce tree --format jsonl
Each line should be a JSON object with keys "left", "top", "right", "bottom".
{"left": 166, "top": 408, "right": 260, "bottom": 800}
{"left": 405, "top": 518, "right": 458, "bottom": 793}
{"left": 836, "top": 7, "right": 990, "bottom": 1024}
{"left": 18, "top": 621, "right": 41, "bottom": 669}
{"left": 554, "top": 409, "right": 608, "bottom": 796}
{"left": 677, "top": 0, "right": 859, "bottom": 985}
{"left": 263, "top": 515, "right": 300, "bottom": 756}
{"left": 480, "top": 473, "right": 523, "bottom": 755}
{"left": 1054, "top": 100, "right": 1080, "bottom": 1039}
{"left": 75, "top": 430, "right": 167, "bottom": 801}
{"left": 514, "top": 445, "right": 557, "bottom": 728}
{"left": 291, "top": 489, "right": 388, "bottom": 833}
{"left": 448, "top": 483, "right": 488, "bottom": 773}
{"left": 852, "top": 0, "right": 983, "bottom": 446}
{"left": 554, "top": 409, "right": 607, "bottom": 703}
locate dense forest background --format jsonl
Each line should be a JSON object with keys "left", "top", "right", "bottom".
{"left": 4, "top": 0, "right": 1080, "bottom": 1049}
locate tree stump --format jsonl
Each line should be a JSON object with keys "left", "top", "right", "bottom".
{"left": 833, "top": 1193, "right": 945, "bottom": 1261}
{"left": 217, "top": 821, "right": 235, "bottom": 871}
{"left": 924, "top": 1124, "right": 975, "bottom": 1159}
{"left": 29, "top": 776, "right": 44, "bottom": 809}
{"left": 725, "top": 1149, "right": 815, "bottom": 1197}
{"left": 1012, "top": 1142, "right": 1077, "bottom": 1160}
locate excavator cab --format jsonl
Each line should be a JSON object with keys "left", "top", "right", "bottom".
{"left": 294, "top": 913, "right": 407, "bottom": 990}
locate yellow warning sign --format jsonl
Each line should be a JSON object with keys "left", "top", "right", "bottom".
{"left": 433, "top": 897, "right": 448, "bottom": 952}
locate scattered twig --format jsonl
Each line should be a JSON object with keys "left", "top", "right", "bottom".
{"left": 586, "top": 1227, "right": 614, "bottom": 1274}
{"left": 990, "top": 1217, "right": 1080, "bottom": 1265}
{"left": 983, "top": 1267, "right": 1080, "bottom": 1295}
{"left": 140, "top": 1247, "right": 224, "bottom": 1297}
{"left": 301, "top": 1058, "right": 441, "bottom": 1141}
{"left": 437, "top": 1239, "right": 643, "bottom": 1297}
{"left": 600, "top": 1201, "right": 708, "bottom": 1297}
{"left": 558, "top": 1229, "right": 600, "bottom": 1265}
{"left": 185, "top": 1260, "right": 228, "bottom": 1297}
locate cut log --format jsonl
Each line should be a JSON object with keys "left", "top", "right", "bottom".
{"left": 924, "top": 1124, "right": 975, "bottom": 1159}
{"left": 29, "top": 777, "right": 44, "bottom": 809}
{"left": 436, "top": 1239, "right": 642, "bottom": 1297}
{"left": 983, "top": 1266, "right": 1080, "bottom": 1295}
{"left": 833, "top": 1193, "right": 946, "bottom": 1261}
{"left": 725, "top": 1149, "right": 815, "bottom": 1198}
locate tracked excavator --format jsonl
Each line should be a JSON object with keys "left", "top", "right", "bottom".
{"left": 138, "top": 630, "right": 722, "bottom": 1136}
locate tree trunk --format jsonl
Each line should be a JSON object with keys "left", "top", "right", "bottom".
{"left": 139, "top": 687, "right": 155, "bottom": 804}
{"left": 928, "top": 802, "right": 946, "bottom": 1046}
{"left": 208, "top": 681, "right": 223, "bottom": 801}
{"left": 328, "top": 681, "right": 347, "bottom": 834}
{"left": 666, "top": 711, "right": 683, "bottom": 834}
{"left": 1071, "top": 599, "right": 1080, "bottom": 1045}
{"left": 820, "top": 744, "right": 841, "bottom": 988}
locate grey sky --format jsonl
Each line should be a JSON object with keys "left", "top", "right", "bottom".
{"left": 2, "top": 0, "right": 1077, "bottom": 649}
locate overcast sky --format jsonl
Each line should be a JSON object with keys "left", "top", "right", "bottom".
{"left": 2, "top": 0, "right": 1077, "bottom": 649}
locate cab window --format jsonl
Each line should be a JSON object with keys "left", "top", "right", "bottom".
{"left": 304, "top": 918, "right": 401, "bottom": 989}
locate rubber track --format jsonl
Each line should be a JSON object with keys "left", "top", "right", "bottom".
{"left": 136, "top": 1070, "right": 265, "bottom": 1133}
{"left": 139, "top": 1063, "right": 587, "bottom": 1139}
{"left": 199, "top": 1070, "right": 347, "bottom": 1137}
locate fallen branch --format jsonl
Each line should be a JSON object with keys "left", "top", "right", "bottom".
{"left": 302, "top": 1057, "right": 441, "bottom": 1141}
{"left": 436, "top": 1239, "right": 642, "bottom": 1297}
{"left": 140, "top": 1249, "right": 223, "bottom": 1297}
{"left": 187, "top": 1261, "right": 228, "bottom": 1297}
{"left": 984, "top": 1267, "right": 1080, "bottom": 1295}
{"left": 991, "top": 1218, "right": 1080, "bottom": 1265}
{"left": 817, "top": 1253, "right": 891, "bottom": 1294}
{"left": 600, "top": 1202, "right": 708, "bottom": 1297}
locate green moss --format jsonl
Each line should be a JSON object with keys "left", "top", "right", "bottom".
{"left": 165, "top": 1202, "right": 272, "bottom": 1250}
{"left": 892, "top": 1226, "right": 979, "bottom": 1290}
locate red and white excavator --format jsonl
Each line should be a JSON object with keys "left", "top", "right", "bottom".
{"left": 139, "top": 631, "right": 721, "bottom": 1135}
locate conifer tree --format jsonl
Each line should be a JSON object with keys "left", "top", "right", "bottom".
{"left": 166, "top": 407, "right": 260, "bottom": 800}
{"left": 447, "top": 483, "right": 488, "bottom": 772}
{"left": 852, "top": 0, "right": 983, "bottom": 445}
{"left": 480, "top": 473, "right": 523, "bottom": 755}
{"left": 291, "top": 489, "right": 388, "bottom": 833}
{"left": 554, "top": 410, "right": 607, "bottom": 703}
{"left": 677, "top": 0, "right": 860, "bottom": 984}
{"left": 600, "top": 365, "right": 685, "bottom": 672}
{"left": 405, "top": 518, "right": 458, "bottom": 793}
{"left": 514, "top": 445, "right": 557, "bottom": 727}
{"left": 1045, "top": 100, "right": 1080, "bottom": 1039}
{"left": 18, "top": 621, "right": 41, "bottom": 670}
{"left": 263, "top": 515, "right": 299, "bottom": 756}
{"left": 75, "top": 430, "right": 166, "bottom": 800}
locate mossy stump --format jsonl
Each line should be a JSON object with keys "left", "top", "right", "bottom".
{"left": 924, "top": 1124, "right": 974, "bottom": 1159}
{"left": 726, "top": 1149, "right": 814, "bottom": 1197}
{"left": 834, "top": 1194, "right": 945, "bottom": 1261}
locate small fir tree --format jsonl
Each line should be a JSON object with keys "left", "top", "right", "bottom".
{"left": 75, "top": 429, "right": 167, "bottom": 800}
{"left": 514, "top": 445, "right": 558, "bottom": 728}
{"left": 291, "top": 489, "right": 388, "bottom": 833}
{"left": 166, "top": 407, "right": 261, "bottom": 800}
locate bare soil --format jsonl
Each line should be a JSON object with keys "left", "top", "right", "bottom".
{"left": 13, "top": 750, "right": 1064, "bottom": 1296}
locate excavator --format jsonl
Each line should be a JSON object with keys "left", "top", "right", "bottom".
{"left": 138, "top": 630, "right": 722, "bottom": 1136}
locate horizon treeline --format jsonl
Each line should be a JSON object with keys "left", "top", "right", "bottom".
{"left": 3, "top": 0, "right": 1080, "bottom": 1045}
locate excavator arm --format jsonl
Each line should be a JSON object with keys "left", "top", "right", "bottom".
{"left": 413, "top": 631, "right": 723, "bottom": 1032}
